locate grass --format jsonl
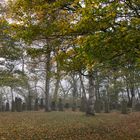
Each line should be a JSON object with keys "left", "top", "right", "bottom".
{"left": 0, "top": 111, "right": 140, "bottom": 140}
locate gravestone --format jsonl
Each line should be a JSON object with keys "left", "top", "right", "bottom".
{"left": 5, "top": 102, "right": 10, "bottom": 111}
{"left": 121, "top": 100, "right": 128, "bottom": 114}
{"left": 135, "top": 103, "right": 140, "bottom": 111}
{"left": 64, "top": 103, "right": 70, "bottom": 109}
{"left": 34, "top": 98, "right": 39, "bottom": 111}
{"left": 104, "top": 100, "right": 110, "bottom": 113}
{"left": 2, "top": 104, "right": 5, "bottom": 112}
{"left": 22, "top": 102, "right": 26, "bottom": 111}
{"left": 58, "top": 98, "right": 64, "bottom": 111}
{"left": 15, "top": 97, "right": 22, "bottom": 112}
{"left": 51, "top": 101, "right": 57, "bottom": 111}
{"left": 95, "top": 100, "right": 102, "bottom": 113}
{"left": 72, "top": 102, "right": 77, "bottom": 111}
{"left": 40, "top": 98, "right": 44, "bottom": 109}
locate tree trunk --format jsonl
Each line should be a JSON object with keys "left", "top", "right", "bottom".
{"left": 79, "top": 74, "right": 87, "bottom": 112}
{"left": 53, "top": 78, "right": 60, "bottom": 102}
{"left": 131, "top": 86, "right": 136, "bottom": 111}
{"left": 71, "top": 75, "right": 78, "bottom": 111}
{"left": 86, "top": 71, "right": 96, "bottom": 116}
{"left": 52, "top": 61, "right": 60, "bottom": 110}
{"left": 126, "top": 86, "right": 131, "bottom": 106}
{"left": 104, "top": 84, "right": 110, "bottom": 113}
{"left": 79, "top": 74, "right": 87, "bottom": 101}
{"left": 94, "top": 71, "right": 102, "bottom": 113}
{"left": 136, "top": 87, "right": 140, "bottom": 99}
{"left": 11, "top": 87, "right": 15, "bottom": 112}
{"left": 45, "top": 49, "right": 51, "bottom": 112}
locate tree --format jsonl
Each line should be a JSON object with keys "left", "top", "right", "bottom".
{"left": 7, "top": 0, "right": 140, "bottom": 115}
{"left": 7, "top": 0, "right": 79, "bottom": 111}
{"left": 62, "top": 0, "right": 140, "bottom": 115}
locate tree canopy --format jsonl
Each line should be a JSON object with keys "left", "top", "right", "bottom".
{"left": 0, "top": 0, "right": 139, "bottom": 114}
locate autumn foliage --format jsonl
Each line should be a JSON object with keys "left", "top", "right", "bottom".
{"left": 0, "top": 112, "right": 140, "bottom": 140}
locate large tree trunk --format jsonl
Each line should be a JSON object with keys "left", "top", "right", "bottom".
{"left": 53, "top": 77, "right": 60, "bottom": 102}
{"left": 11, "top": 87, "right": 15, "bottom": 112}
{"left": 130, "top": 86, "right": 136, "bottom": 111}
{"left": 45, "top": 49, "right": 51, "bottom": 112}
{"left": 86, "top": 71, "right": 96, "bottom": 116}
{"left": 71, "top": 74, "right": 78, "bottom": 111}
{"left": 52, "top": 61, "right": 60, "bottom": 110}
{"left": 27, "top": 83, "right": 32, "bottom": 111}
{"left": 126, "top": 85, "right": 131, "bottom": 106}
{"left": 79, "top": 74, "right": 87, "bottom": 101}
{"left": 136, "top": 87, "right": 140, "bottom": 99}
{"left": 94, "top": 71, "right": 102, "bottom": 113}
{"left": 79, "top": 74, "right": 87, "bottom": 112}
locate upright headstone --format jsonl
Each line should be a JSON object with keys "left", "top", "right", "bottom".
{"left": 40, "top": 98, "right": 44, "bottom": 109}
{"left": 51, "top": 101, "right": 57, "bottom": 111}
{"left": 58, "top": 98, "right": 64, "bottom": 111}
{"left": 2, "top": 104, "right": 5, "bottom": 112}
{"left": 104, "top": 100, "right": 110, "bottom": 113}
{"left": 18, "top": 98, "right": 22, "bottom": 112}
{"left": 121, "top": 100, "right": 128, "bottom": 114}
{"left": 135, "top": 103, "right": 140, "bottom": 111}
{"left": 34, "top": 98, "right": 39, "bottom": 111}
{"left": 5, "top": 102, "right": 10, "bottom": 111}
{"left": 72, "top": 102, "right": 77, "bottom": 111}
{"left": 22, "top": 102, "right": 26, "bottom": 111}
{"left": 132, "top": 97, "right": 137, "bottom": 112}
{"left": 95, "top": 99, "right": 102, "bottom": 113}
{"left": 15, "top": 97, "right": 22, "bottom": 112}
{"left": 64, "top": 103, "right": 70, "bottom": 109}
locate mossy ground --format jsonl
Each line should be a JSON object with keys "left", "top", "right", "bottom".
{"left": 0, "top": 111, "right": 140, "bottom": 140}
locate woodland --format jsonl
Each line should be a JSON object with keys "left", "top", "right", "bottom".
{"left": 0, "top": 0, "right": 140, "bottom": 139}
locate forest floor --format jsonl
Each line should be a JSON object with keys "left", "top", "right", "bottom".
{"left": 0, "top": 111, "right": 140, "bottom": 140}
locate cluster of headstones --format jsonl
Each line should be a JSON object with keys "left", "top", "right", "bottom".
{"left": 50, "top": 98, "right": 140, "bottom": 113}
{"left": 51, "top": 98, "right": 66, "bottom": 111}
{"left": 0, "top": 97, "right": 72, "bottom": 112}
{"left": 51, "top": 98, "right": 80, "bottom": 111}
{"left": 0, "top": 102, "right": 9, "bottom": 112}
{"left": 0, "top": 97, "right": 45, "bottom": 112}
{"left": 33, "top": 98, "right": 44, "bottom": 111}
{"left": 0, "top": 97, "right": 23, "bottom": 112}
{"left": 1, "top": 97, "right": 140, "bottom": 113}
{"left": 93, "top": 99, "right": 140, "bottom": 114}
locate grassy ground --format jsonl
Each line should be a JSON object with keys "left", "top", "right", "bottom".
{"left": 0, "top": 111, "right": 140, "bottom": 140}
